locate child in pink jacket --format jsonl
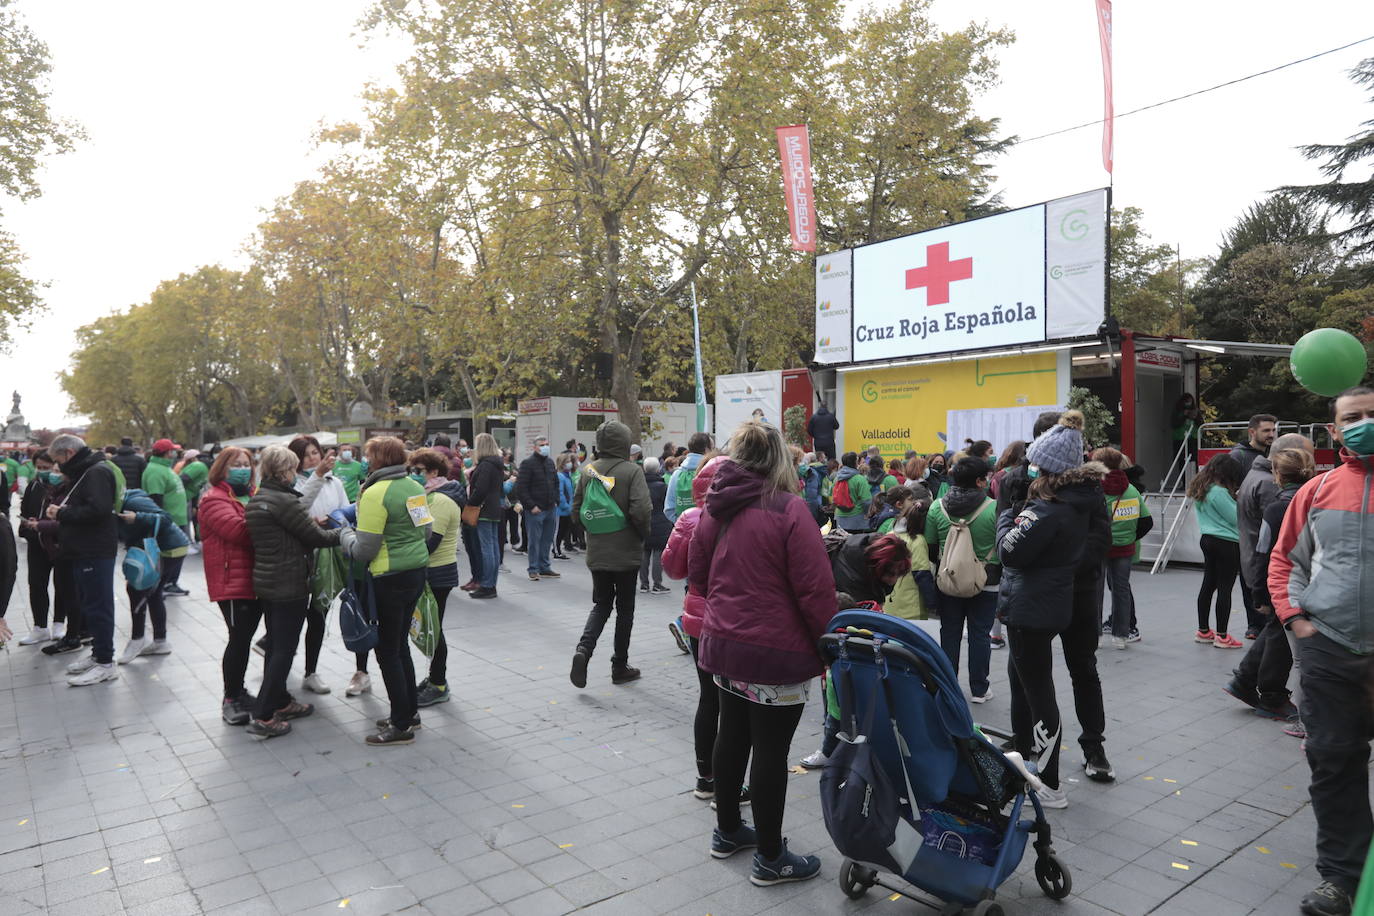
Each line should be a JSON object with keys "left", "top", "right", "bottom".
{"left": 662, "top": 455, "right": 730, "bottom": 799}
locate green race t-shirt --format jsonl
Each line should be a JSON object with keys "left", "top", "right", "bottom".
{"left": 334, "top": 459, "right": 365, "bottom": 503}
{"left": 142, "top": 456, "right": 188, "bottom": 525}
{"left": 356, "top": 476, "right": 431, "bottom": 576}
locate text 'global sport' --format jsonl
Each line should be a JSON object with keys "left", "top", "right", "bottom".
{"left": 855, "top": 301, "right": 1038, "bottom": 343}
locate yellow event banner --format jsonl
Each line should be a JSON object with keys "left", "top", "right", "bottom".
{"left": 842, "top": 353, "right": 1058, "bottom": 458}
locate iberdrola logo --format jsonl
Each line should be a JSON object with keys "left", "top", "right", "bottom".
{"left": 819, "top": 262, "right": 832, "bottom": 273}
{"left": 817, "top": 336, "right": 830, "bottom": 347}
{"left": 818, "top": 300, "right": 832, "bottom": 311}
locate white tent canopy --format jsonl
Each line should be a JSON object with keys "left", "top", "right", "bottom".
{"left": 213, "top": 431, "right": 339, "bottom": 450}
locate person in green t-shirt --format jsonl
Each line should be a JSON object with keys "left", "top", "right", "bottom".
{"left": 142, "top": 439, "right": 191, "bottom": 596}
{"left": 409, "top": 448, "right": 463, "bottom": 709}
{"left": 833, "top": 452, "right": 873, "bottom": 532}
{"left": 333, "top": 445, "right": 366, "bottom": 502}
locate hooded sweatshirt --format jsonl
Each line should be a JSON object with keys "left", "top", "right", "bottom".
{"left": 833, "top": 465, "right": 872, "bottom": 530}
{"left": 661, "top": 456, "right": 725, "bottom": 638}
{"left": 572, "top": 421, "right": 651, "bottom": 571}
{"left": 664, "top": 451, "right": 704, "bottom": 524}
{"left": 688, "top": 460, "right": 836, "bottom": 684}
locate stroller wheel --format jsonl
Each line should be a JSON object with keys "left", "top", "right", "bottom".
{"left": 839, "top": 859, "right": 875, "bottom": 900}
{"left": 1035, "top": 853, "right": 1072, "bottom": 900}
{"left": 971, "top": 901, "right": 1005, "bottom": 916}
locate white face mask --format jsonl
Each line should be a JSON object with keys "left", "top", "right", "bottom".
{"left": 340, "top": 451, "right": 353, "bottom": 462}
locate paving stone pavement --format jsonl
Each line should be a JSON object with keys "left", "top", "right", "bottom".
{"left": 0, "top": 537, "right": 1354, "bottom": 915}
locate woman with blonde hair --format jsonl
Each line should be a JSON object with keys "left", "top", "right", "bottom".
{"left": 465, "top": 433, "right": 506, "bottom": 599}
{"left": 245, "top": 446, "right": 351, "bottom": 738}
{"left": 688, "top": 421, "right": 834, "bottom": 886}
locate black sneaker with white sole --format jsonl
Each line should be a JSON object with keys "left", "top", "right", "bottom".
{"left": 1300, "top": 881, "right": 1353, "bottom": 916}
{"left": 1083, "top": 748, "right": 1115, "bottom": 783}
{"left": 710, "top": 823, "right": 758, "bottom": 859}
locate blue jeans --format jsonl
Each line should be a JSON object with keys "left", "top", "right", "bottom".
{"left": 525, "top": 510, "right": 556, "bottom": 574}
{"left": 73, "top": 555, "right": 117, "bottom": 665}
{"left": 938, "top": 590, "right": 998, "bottom": 697}
{"left": 462, "top": 524, "right": 482, "bottom": 582}
{"left": 477, "top": 520, "right": 501, "bottom": 589}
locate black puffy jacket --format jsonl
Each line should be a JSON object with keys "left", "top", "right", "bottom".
{"left": 995, "top": 463, "right": 1107, "bottom": 632}
{"left": 831, "top": 533, "right": 893, "bottom": 606}
{"left": 111, "top": 446, "right": 146, "bottom": 491}
{"left": 245, "top": 478, "right": 342, "bottom": 601}
{"left": 515, "top": 451, "right": 558, "bottom": 511}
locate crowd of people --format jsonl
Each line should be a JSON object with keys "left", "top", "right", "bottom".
{"left": 0, "top": 385, "right": 1371, "bottom": 913}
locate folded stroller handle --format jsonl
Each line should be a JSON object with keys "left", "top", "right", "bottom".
{"left": 819, "top": 633, "right": 939, "bottom": 696}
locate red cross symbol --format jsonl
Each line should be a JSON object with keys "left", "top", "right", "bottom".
{"left": 905, "top": 242, "right": 973, "bottom": 306}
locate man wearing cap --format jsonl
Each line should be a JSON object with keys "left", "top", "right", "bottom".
{"left": 142, "top": 439, "right": 191, "bottom": 596}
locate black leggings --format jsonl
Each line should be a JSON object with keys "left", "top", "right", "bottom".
{"left": 255, "top": 598, "right": 308, "bottom": 720}
{"left": 219, "top": 599, "right": 264, "bottom": 701}
{"left": 712, "top": 688, "right": 805, "bottom": 860}
{"left": 688, "top": 637, "right": 720, "bottom": 779}
{"left": 1198, "top": 534, "right": 1240, "bottom": 635}
{"left": 1007, "top": 625, "right": 1064, "bottom": 790}
{"left": 427, "top": 586, "right": 453, "bottom": 686}
{"left": 556, "top": 516, "right": 574, "bottom": 554}
{"left": 129, "top": 555, "right": 182, "bottom": 641}
{"left": 303, "top": 607, "right": 325, "bottom": 675}
{"left": 26, "top": 545, "right": 62, "bottom": 627}
{"left": 372, "top": 568, "right": 426, "bottom": 729}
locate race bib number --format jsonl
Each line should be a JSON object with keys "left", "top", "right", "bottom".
{"left": 406, "top": 495, "right": 434, "bottom": 527}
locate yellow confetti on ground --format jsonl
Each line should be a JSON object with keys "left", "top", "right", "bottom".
{"left": 1283, "top": 785, "right": 1293, "bottom": 790}
{"left": 1257, "top": 847, "right": 1271, "bottom": 854}
{"left": 789, "top": 765, "right": 809, "bottom": 775}
{"left": 549, "top": 701, "right": 558, "bottom": 705}
{"left": 889, "top": 893, "right": 902, "bottom": 901}
{"left": 1143, "top": 776, "right": 1154, "bottom": 781}
{"left": 91, "top": 866, "right": 109, "bottom": 875}
{"left": 511, "top": 804, "right": 525, "bottom": 808}
{"left": 382, "top": 794, "right": 389, "bottom": 800}
{"left": 558, "top": 843, "right": 574, "bottom": 849}
{"left": 1282, "top": 863, "right": 1298, "bottom": 869}
{"left": 1180, "top": 840, "right": 1198, "bottom": 847}
{"left": 16, "top": 819, "right": 27, "bottom": 826}
{"left": 1175, "top": 791, "right": 1182, "bottom": 796}
{"left": 1171, "top": 863, "right": 1190, "bottom": 871}
{"left": 1163, "top": 778, "right": 1178, "bottom": 784}
{"left": 338, "top": 898, "right": 350, "bottom": 908}
{"left": 143, "top": 856, "right": 162, "bottom": 864}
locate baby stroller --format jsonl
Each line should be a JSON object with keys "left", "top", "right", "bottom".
{"left": 818, "top": 609, "right": 1071, "bottom": 915}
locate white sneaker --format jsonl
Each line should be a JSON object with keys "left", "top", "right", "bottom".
{"left": 186, "top": 543, "right": 201, "bottom": 555}
{"left": 17, "top": 627, "right": 49, "bottom": 646}
{"left": 971, "top": 689, "right": 994, "bottom": 704}
{"left": 143, "top": 639, "right": 172, "bottom": 656}
{"left": 303, "top": 673, "right": 331, "bottom": 695}
{"left": 66, "top": 654, "right": 99, "bottom": 675}
{"left": 1035, "top": 783, "right": 1068, "bottom": 809}
{"left": 50, "top": 622, "right": 66, "bottom": 641}
{"left": 117, "top": 637, "right": 150, "bottom": 665}
{"left": 345, "top": 672, "right": 372, "bottom": 697}
{"left": 1111, "top": 636, "right": 1127, "bottom": 651}
{"left": 798, "top": 749, "right": 829, "bottom": 769}
{"left": 68, "top": 663, "right": 118, "bottom": 687}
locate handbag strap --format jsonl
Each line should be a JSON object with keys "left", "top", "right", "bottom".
{"left": 878, "top": 667, "right": 919, "bottom": 814}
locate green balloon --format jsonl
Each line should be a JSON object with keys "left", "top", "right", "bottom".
{"left": 1290, "top": 327, "right": 1368, "bottom": 397}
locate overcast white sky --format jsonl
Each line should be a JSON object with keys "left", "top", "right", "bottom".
{"left": 3, "top": 0, "right": 1372, "bottom": 428}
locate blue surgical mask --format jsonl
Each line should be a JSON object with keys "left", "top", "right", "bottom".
{"left": 409, "top": 473, "right": 426, "bottom": 485}
{"left": 1028, "top": 465, "right": 1041, "bottom": 479}
{"left": 45, "top": 471, "right": 62, "bottom": 486}
{"left": 539, "top": 445, "right": 550, "bottom": 457}
{"left": 227, "top": 467, "right": 253, "bottom": 486}
{"left": 1340, "top": 418, "right": 1374, "bottom": 457}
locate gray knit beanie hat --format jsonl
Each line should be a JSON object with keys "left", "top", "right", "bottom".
{"left": 1025, "top": 410, "right": 1086, "bottom": 474}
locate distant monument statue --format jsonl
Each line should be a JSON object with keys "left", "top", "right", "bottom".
{"left": 3, "top": 391, "right": 30, "bottom": 443}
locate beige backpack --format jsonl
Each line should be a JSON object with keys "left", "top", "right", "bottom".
{"left": 936, "top": 498, "right": 995, "bottom": 598}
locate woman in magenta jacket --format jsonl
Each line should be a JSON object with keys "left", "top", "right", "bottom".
{"left": 661, "top": 453, "right": 725, "bottom": 798}
{"left": 199, "top": 447, "right": 260, "bottom": 727}
{"left": 688, "top": 422, "right": 836, "bottom": 888}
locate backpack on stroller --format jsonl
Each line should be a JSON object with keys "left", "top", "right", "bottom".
{"left": 818, "top": 609, "right": 1071, "bottom": 915}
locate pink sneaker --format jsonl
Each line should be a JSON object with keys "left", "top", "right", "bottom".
{"left": 1194, "top": 629, "right": 1216, "bottom": 644}
{"left": 1284, "top": 720, "right": 1307, "bottom": 739}
{"left": 1213, "top": 633, "right": 1244, "bottom": 648}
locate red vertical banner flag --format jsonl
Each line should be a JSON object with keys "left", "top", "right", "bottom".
{"left": 775, "top": 125, "right": 816, "bottom": 252}
{"left": 1095, "top": 0, "right": 1114, "bottom": 173}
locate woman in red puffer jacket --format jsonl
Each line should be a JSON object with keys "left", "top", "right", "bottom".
{"left": 661, "top": 453, "right": 725, "bottom": 799}
{"left": 199, "top": 447, "right": 260, "bottom": 727}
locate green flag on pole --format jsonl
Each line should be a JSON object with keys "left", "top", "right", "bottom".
{"left": 691, "top": 282, "right": 707, "bottom": 433}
